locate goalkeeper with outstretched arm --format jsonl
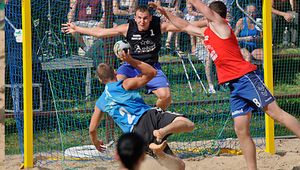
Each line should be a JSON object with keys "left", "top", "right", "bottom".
{"left": 62, "top": 5, "right": 183, "bottom": 111}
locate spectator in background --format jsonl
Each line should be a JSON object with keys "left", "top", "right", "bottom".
{"left": 67, "top": 0, "right": 105, "bottom": 55}
{"left": 191, "top": 0, "right": 216, "bottom": 93}
{"left": 157, "top": 0, "right": 182, "bottom": 51}
{"left": 184, "top": 0, "right": 202, "bottom": 54}
{"left": 113, "top": 0, "right": 137, "bottom": 25}
{"left": 195, "top": 25, "right": 216, "bottom": 94}
{"left": 235, "top": 4, "right": 263, "bottom": 63}
{"left": 272, "top": 0, "right": 298, "bottom": 47}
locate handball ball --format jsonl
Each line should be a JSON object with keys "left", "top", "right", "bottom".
{"left": 113, "top": 40, "right": 131, "bottom": 57}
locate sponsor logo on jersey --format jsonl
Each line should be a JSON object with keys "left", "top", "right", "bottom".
{"left": 132, "top": 34, "right": 142, "bottom": 40}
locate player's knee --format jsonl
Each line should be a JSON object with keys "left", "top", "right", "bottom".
{"left": 234, "top": 125, "right": 250, "bottom": 137}
{"left": 174, "top": 117, "right": 195, "bottom": 131}
{"left": 184, "top": 119, "right": 195, "bottom": 131}
{"left": 269, "top": 109, "right": 285, "bottom": 124}
{"left": 264, "top": 102, "right": 285, "bottom": 123}
{"left": 159, "top": 94, "right": 172, "bottom": 103}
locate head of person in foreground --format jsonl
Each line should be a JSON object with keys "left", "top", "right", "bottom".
{"left": 116, "top": 133, "right": 147, "bottom": 170}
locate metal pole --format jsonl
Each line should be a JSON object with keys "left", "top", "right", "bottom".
{"left": 263, "top": 0, "right": 275, "bottom": 154}
{"left": 22, "top": 0, "right": 33, "bottom": 167}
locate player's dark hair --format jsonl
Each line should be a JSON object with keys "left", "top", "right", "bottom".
{"left": 135, "top": 5, "right": 151, "bottom": 15}
{"left": 96, "top": 63, "right": 115, "bottom": 82}
{"left": 209, "top": 1, "right": 227, "bottom": 19}
{"left": 117, "top": 133, "right": 147, "bottom": 170}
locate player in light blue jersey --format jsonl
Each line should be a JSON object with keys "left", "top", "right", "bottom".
{"left": 95, "top": 78, "right": 151, "bottom": 133}
{"left": 89, "top": 50, "right": 194, "bottom": 170}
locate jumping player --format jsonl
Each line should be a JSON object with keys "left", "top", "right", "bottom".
{"left": 149, "top": 1, "right": 300, "bottom": 169}
{"left": 89, "top": 51, "right": 194, "bottom": 170}
{"left": 62, "top": 6, "right": 182, "bottom": 110}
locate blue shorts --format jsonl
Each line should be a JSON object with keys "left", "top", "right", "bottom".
{"left": 228, "top": 71, "right": 275, "bottom": 118}
{"left": 117, "top": 62, "right": 169, "bottom": 93}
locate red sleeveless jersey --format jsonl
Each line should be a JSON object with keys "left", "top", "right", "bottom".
{"left": 203, "top": 25, "right": 257, "bottom": 84}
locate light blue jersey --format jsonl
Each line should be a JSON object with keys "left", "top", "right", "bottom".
{"left": 95, "top": 80, "right": 151, "bottom": 133}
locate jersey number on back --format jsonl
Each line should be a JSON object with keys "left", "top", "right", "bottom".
{"left": 119, "top": 107, "right": 136, "bottom": 124}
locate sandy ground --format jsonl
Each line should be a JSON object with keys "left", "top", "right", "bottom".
{"left": 0, "top": 139, "right": 300, "bottom": 170}
{"left": 0, "top": 24, "right": 300, "bottom": 170}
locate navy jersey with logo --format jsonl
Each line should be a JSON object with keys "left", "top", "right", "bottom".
{"left": 126, "top": 16, "right": 162, "bottom": 64}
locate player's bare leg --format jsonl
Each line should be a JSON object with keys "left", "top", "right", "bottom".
{"left": 153, "top": 117, "right": 194, "bottom": 143}
{"left": 264, "top": 101, "right": 300, "bottom": 138}
{"left": 234, "top": 112, "right": 257, "bottom": 170}
{"left": 152, "top": 87, "right": 172, "bottom": 111}
{"left": 149, "top": 141, "right": 185, "bottom": 170}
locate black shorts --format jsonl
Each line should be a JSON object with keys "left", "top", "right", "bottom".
{"left": 132, "top": 107, "right": 183, "bottom": 156}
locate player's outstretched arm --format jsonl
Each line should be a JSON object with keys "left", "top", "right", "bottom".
{"left": 188, "top": 0, "right": 231, "bottom": 38}
{"left": 188, "top": 0, "right": 224, "bottom": 24}
{"left": 61, "top": 23, "right": 129, "bottom": 38}
{"left": 89, "top": 106, "right": 106, "bottom": 152}
{"left": 118, "top": 51, "right": 157, "bottom": 90}
{"left": 150, "top": 2, "right": 204, "bottom": 37}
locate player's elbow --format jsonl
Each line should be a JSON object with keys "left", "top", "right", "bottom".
{"left": 144, "top": 69, "right": 156, "bottom": 82}
{"left": 149, "top": 69, "right": 157, "bottom": 79}
{"left": 88, "top": 129, "right": 98, "bottom": 143}
{"left": 89, "top": 123, "right": 98, "bottom": 135}
{"left": 183, "top": 24, "right": 195, "bottom": 34}
{"left": 89, "top": 128, "right": 96, "bottom": 135}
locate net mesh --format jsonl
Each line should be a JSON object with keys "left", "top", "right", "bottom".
{"left": 4, "top": 0, "right": 300, "bottom": 168}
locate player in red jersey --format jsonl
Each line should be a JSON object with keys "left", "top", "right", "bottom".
{"left": 150, "top": 1, "right": 300, "bottom": 169}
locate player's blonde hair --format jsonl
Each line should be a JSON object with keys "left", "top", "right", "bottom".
{"left": 96, "top": 63, "right": 115, "bottom": 82}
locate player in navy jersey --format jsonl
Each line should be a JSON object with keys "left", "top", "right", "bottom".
{"left": 89, "top": 50, "right": 194, "bottom": 169}
{"left": 62, "top": 5, "right": 183, "bottom": 111}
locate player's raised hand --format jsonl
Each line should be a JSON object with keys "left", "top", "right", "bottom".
{"left": 117, "top": 50, "right": 132, "bottom": 62}
{"left": 61, "top": 22, "right": 77, "bottom": 34}
{"left": 148, "top": 1, "right": 164, "bottom": 13}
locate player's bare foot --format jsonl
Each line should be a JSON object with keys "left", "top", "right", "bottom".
{"left": 149, "top": 141, "right": 167, "bottom": 155}
{"left": 153, "top": 129, "right": 164, "bottom": 143}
